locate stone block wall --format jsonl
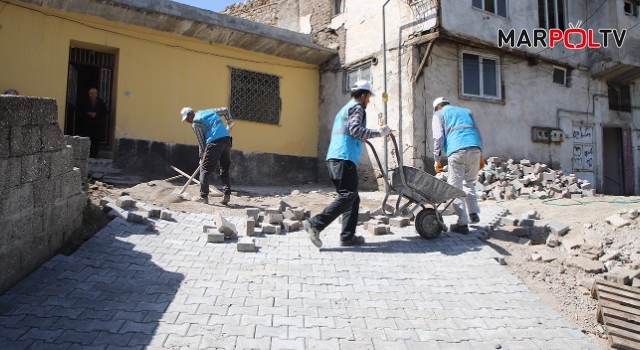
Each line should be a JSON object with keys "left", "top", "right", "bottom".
{"left": 0, "top": 96, "right": 89, "bottom": 295}
{"left": 114, "top": 138, "right": 318, "bottom": 186}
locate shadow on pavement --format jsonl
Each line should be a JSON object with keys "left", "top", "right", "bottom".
{"left": 0, "top": 218, "right": 184, "bottom": 349}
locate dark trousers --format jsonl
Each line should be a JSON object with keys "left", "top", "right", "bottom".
{"left": 200, "top": 137, "right": 231, "bottom": 198}
{"left": 308, "top": 159, "right": 360, "bottom": 241}
{"left": 86, "top": 119, "right": 102, "bottom": 158}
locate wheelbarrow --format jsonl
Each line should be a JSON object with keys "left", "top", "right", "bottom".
{"left": 365, "top": 134, "right": 465, "bottom": 239}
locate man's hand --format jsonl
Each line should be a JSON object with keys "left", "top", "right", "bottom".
{"left": 435, "top": 161, "right": 443, "bottom": 173}
{"left": 479, "top": 157, "right": 485, "bottom": 170}
{"left": 378, "top": 125, "right": 391, "bottom": 137}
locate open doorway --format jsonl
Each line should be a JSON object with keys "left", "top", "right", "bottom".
{"left": 64, "top": 47, "right": 115, "bottom": 158}
{"left": 602, "top": 127, "right": 635, "bottom": 195}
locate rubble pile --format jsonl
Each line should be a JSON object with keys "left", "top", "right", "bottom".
{"left": 250, "top": 200, "right": 310, "bottom": 235}
{"left": 437, "top": 157, "right": 595, "bottom": 201}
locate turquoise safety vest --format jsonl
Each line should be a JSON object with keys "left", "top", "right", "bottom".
{"left": 193, "top": 109, "right": 230, "bottom": 143}
{"left": 435, "top": 105, "right": 482, "bottom": 157}
{"left": 326, "top": 100, "right": 364, "bottom": 166}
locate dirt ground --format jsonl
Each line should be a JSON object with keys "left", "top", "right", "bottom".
{"left": 82, "top": 179, "right": 640, "bottom": 350}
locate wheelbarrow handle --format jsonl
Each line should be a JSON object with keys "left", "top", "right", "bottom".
{"left": 365, "top": 139, "right": 391, "bottom": 191}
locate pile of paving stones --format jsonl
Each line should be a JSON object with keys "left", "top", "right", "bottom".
{"left": 437, "top": 156, "right": 595, "bottom": 201}
{"left": 101, "top": 195, "right": 174, "bottom": 230}
{"left": 245, "top": 200, "right": 310, "bottom": 236}
{"left": 496, "top": 208, "right": 640, "bottom": 288}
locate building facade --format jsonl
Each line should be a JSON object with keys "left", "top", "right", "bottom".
{"left": 1, "top": 0, "right": 335, "bottom": 184}
{"left": 224, "top": 0, "right": 640, "bottom": 195}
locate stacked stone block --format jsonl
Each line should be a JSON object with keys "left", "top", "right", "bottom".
{"left": 438, "top": 156, "right": 596, "bottom": 201}
{"left": 0, "top": 96, "right": 89, "bottom": 295}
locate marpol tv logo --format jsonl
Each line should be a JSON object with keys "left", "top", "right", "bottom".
{"left": 498, "top": 21, "right": 628, "bottom": 49}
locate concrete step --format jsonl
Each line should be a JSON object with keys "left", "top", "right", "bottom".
{"left": 101, "top": 175, "right": 144, "bottom": 186}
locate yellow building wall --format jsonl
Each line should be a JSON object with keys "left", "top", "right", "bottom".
{"left": 0, "top": 1, "right": 320, "bottom": 157}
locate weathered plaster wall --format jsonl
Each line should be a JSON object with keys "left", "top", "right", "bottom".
{"left": 0, "top": 96, "right": 89, "bottom": 295}
{"left": 441, "top": 1, "right": 589, "bottom": 67}
{"left": 417, "top": 41, "right": 639, "bottom": 194}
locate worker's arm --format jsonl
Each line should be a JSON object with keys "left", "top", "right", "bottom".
{"left": 469, "top": 110, "right": 483, "bottom": 149}
{"left": 212, "top": 107, "right": 233, "bottom": 126}
{"left": 432, "top": 113, "right": 444, "bottom": 162}
{"left": 347, "top": 104, "right": 380, "bottom": 140}
{"left": 191, "top": 120, "right": 207, "bottom": 158}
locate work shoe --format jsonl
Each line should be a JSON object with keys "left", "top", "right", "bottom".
{"left": 192, "top": 196, "right": 208, "bottom": 204}
{"left": 303, "top": 220, "right": 322, "bottom": 248}
{"left": 469, "top": 213, "right": 480, "bottom": 224}
{"left": 340, "top": 235, "right": 365, "bottom": 247}
{"left": 220, "top": 195, "right": 230, "bottom": 205}
{"left": 450, "top": 224, "right": 469, "bottom": 234}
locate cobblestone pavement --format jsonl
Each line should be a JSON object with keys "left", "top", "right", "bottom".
{"left": 0, "top": 207, "right": 603, "bottom": 350}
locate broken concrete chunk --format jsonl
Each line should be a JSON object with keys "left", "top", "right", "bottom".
{"left": 261, "top": 224, "right": 281, "bottom": 235}
{"left": 602, "top": 267, "right": 638, "bottom": 285}
{"left": 267, "top": 213, "right": 284, "bottom": 225}
{"left": 546, "top": 221, "right": 570, "bottom": 236}
{"left": 531, "top": 253, "right": 542, "bottom": 261}
{"left": 246, "top": 218, "right": 255, "bottom": 237}
{"left": 525, "top": 210, "right": 540, "bottom": 220}
{"left": 546, "top": 234, "right": 560, "bottom": 248}
{"left": 282, "top": 219, "right": 301, "bottom": 231}
{"left": 567, "top": 257, "right": 606, "bottom": 273}
{"left": 278, "top": 200, "right": 292, "bottom": 212}
{"left": 562, "top": 233, "right": 585, "bottom": 251}
{"left": 368, "top": 224, "right": 387, "bottom": 236}
{"left": 501, "top": 216, "right": 518, "bottom": 226}
{"left": 358, "top": 208, "right": 371, "bottom": 223}
{"left": 207, "top": 228, "right": 225, "bottom": 243}
{"left": 599, "top": 250, "right": 620, "bottom": 262}
{"left": 512, "top": 227, "right": 530, "bottom": 237}
{"left": 214, "top": 213, "right": 238, "bottom": 238}
{"left": 537, "top": 250, "right": 558, "bottom": 263}
{"left": 237, "top": 237, "right": 256, "bottom": 252}
{"left": 389, "top": 217, "right": 410, "bottom": 228}
{"left": 606, "top": 214, "right": 631, "bottom": 229}
{"left": 627, "top": 209, "right": 639, "bottom": 220}
{"left": 246, "top": 208, "right": 261, "bottom": 221}
{"left": 282, "top": 210, "right": 297, "bottom": 221}
{"left": 580, "top": 242, "right": 604, "bottom": 259}
{"left": 116, "top": 196, "right": 136, "bottom": 208}
{"left": 265, "top": 207, "right": 281, "bottom": 214}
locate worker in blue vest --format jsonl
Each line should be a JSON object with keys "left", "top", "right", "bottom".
{"left": 181, "top": 107, "right": 234, "bottom": 205}
{"left": 303, "top": 80, "right": 391, "bottom": 248}
{"left": 432, "top": 97, "right": 485, "bottom": 234}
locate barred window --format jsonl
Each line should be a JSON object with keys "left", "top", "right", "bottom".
{"left": 229, "top": 67, "right": 281, "bottom": 125}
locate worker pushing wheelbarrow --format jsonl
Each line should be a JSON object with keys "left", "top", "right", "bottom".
{"left": 365, "top": 133, "right": 465, "bottom": 239}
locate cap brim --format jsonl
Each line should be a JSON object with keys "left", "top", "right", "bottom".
{"left": 181, "top": 115, "right": 188, "bottom": 122}
{"left": 370, "top": 91, "right": 376, "bottom": 96}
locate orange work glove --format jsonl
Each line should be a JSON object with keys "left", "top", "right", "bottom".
{"left": 435, "top": 161, "right": 443, "bottom": 173}
{"left": 479, "top": 157, "right": 486, "bottom": 170}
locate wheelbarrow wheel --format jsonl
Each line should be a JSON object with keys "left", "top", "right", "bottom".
{"left": 415, "top": 208, "right": 443, "bottom": 239}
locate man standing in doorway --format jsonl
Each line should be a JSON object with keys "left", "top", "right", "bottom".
{"left": 432, "top": 97, "right": 484, "bottom": 234}
{"left": 303, "top": 80, "right": 391, "bottom": 248}
{"left": 181, "top": 107, "right": 234, "bottom": 205}
{"left": 84, "top": 88, "right": 109, "bottom": 158}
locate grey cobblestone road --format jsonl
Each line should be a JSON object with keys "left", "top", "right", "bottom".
{"left": 0, "top": 207, "right": 603, "bottom": 349}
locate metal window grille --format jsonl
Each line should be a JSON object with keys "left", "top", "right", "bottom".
{"left": 69, "top": 48, "right": 114, "bottom": 68}
{"left": 229, "top": 68, "right": 281, "bottom": 125}
{"left": 400, "top": 0, "right": 438, "bottom": 21}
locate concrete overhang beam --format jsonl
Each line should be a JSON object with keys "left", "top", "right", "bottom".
{"left": 15, "top": 0, "right": 337, "bottom": 65}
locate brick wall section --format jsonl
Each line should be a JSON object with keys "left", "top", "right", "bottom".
{"left": 0, "top": 96, "right": 89, "bottom": 295}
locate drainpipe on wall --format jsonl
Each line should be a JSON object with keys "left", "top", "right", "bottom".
{"left": 382, "top": 0, "right": 391, "bottom": 192}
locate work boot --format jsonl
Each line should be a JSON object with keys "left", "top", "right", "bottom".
{"left": 450, "top": 224, "right": 469, "bottom": 234}
{"left": 220, "top": 195, "right": 230, "bottom": 205}
{"left": 303, "top": 220, "right": 322, "bottom": 248}
{"left": 192, "top": 196, "right": 208, "bottom": 204}
{"left": 340, "top": 235, "right": 365, "bottom": 247}
{"left": 469, "top": 213, "right": 480, "bottom": 224}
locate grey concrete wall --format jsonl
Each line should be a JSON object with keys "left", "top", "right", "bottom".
{"left": 114, "top": 138, "right": 318, "bottom": 186}
{"left": 0, "top": 96, "right": 88, "bottom": 295}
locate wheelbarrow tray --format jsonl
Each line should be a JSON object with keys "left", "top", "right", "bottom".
{"left": 389, "top": 166, "right": 465, "bottom": 205}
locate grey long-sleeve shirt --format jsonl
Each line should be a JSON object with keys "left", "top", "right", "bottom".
{"left": 347, "top": 102, "right": 380, "bottom": 140}
{"left": 432, "top": 108, "right": 483, "bottom": 161}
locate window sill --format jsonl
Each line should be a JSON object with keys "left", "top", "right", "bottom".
{"left": 471, "top": 6, "right": 509, "bottom": 21}
{"left": 459, "top": 94, "right": 505, "bottom": 105}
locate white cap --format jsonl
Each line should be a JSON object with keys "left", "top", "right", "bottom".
{"left": 180, "top": 107, "right": 194, "bottom": 122}
{"left": 432, "top": 97, "right": 450, "bottom": 112}
{"left": 351, "top": 80, "right": 375, "bottom": 96}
